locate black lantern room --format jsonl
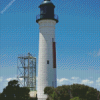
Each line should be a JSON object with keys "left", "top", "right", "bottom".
{"left": 36, "top": 0, "right": 58, "bottom": 23}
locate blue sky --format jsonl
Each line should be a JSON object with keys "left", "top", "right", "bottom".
{"left": 0, "top": 0, "right": 100, "bottom": 93}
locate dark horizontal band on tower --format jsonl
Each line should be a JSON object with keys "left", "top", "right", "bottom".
{"left": 36, "top": 14, "right": 59, "bottom": 23}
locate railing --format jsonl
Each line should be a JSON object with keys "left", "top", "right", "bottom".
{"left": 36, "top": 14, "right": 40, "bottom": 20}
{"left": 54, "top": 14, "right": 59, "bottom": 21}
{"left": 36, "top": 14, "right": 59, "bottom": 22}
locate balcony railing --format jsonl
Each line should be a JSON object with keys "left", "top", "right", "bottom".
{"left": 54, "top": 14, "right": 59, "bottom": 21}
{"left": 36, "top": 14, "right": 59, "bottom": 23}
{"left": 36, "top": 14, "right": 40, "bottom": 20}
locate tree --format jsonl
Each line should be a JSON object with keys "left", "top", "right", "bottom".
{"left": 44, "top": 86, "right": 55, "bottom": 100}
{"left": 70, "top": 97, "right": 87, "bottom": 100}
{"left": 44, "top": 86, "right": 54, "bottom": 95}
{"left": 70, "top": 84, "right": 89, "bottom": 99}
{"left": 70, "top": 97, "right": 80, "bottom": 100}
{"left": 86, "top": 87, "right": 98, "bottom": 100}
{"left": 44, "top": 85, "right": 70, "bottom": 100}
{"left": 0, "top": 80, "right": 30, "bottom": 100}
{"left": 44, "top": 84, "right": 100, "bottom": 100}
{"left": 97, "top": 91, "right": 100, "bottom": 100}
{"left": 50, "top": 91, "right": 58, "bottom": 100}
{"left": 53, "top": 85, "right": 70, "bottom": 100}
{"left": 70, "top": 83, "right": 99, "bottom": 100}
{"left": 0, "top": 93, "right": 1, "bottom": 99}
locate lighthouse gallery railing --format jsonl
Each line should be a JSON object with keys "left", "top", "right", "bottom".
{"left": 36, "top": 14, "right": 59, "bottom": 22}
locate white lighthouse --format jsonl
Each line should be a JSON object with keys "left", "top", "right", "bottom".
{"left": 36, "top": 0, "right": 58, "bottom": 100}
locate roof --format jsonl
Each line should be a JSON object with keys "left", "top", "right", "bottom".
{"left": 39, "top": 0, "right": 55, "bottom": 8}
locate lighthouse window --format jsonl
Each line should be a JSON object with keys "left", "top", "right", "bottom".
{"left": 40, "top": 7, "right": 44, "bottom": 14}
{"left": 44, "top": 6, "right": 47, "bottom": 13}
{"left": 47, "top": 60, "right": 49, "bottom": 64}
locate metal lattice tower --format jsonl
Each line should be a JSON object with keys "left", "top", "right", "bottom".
{"left": 17, "top": 53, "right": 36, "bottom": 91}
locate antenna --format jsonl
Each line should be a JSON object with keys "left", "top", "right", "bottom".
{"left": 0, "top": 0, "right": 16, "bottom": 14}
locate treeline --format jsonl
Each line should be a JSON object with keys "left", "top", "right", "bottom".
{"left": 0, "top": 80, "right": 100, "bottom": 100}
{"left": 44, "top": 84, "right": 100, "bottom": 100}
{"left": 0, "top": 80, "right": 37, "bottom": 100}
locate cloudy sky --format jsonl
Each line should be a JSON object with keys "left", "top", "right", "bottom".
{"left": 0, "top": 0, "right": 100, "bottom": 93}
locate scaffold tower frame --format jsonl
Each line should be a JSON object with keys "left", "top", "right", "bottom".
{"left": 17, "top": 53, "right": 36, "bottom": 91}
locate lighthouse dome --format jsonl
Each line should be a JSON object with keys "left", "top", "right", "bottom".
{"left": 39, "top": 0, "right": 55, "bottom": 8}
{"left": 36, "top": 0, "right": 58, "bottom": 23}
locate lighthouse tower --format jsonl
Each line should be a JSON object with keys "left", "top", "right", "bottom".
{"left": 36, "top": 0, "right": 58, "bottom": 100}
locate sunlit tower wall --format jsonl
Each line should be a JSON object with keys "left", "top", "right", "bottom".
{"left": 36, "top": 0, "right": 58, "bottom": 100}
{"left": 17, "top": 53, "right": 36, "bottom": 91}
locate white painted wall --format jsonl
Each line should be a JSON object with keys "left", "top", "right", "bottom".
{"left": 29, "top": 91, "right": 37, "bottom": 98}
{"left": 37, "top": 19, "right": 57, "bottom": 100}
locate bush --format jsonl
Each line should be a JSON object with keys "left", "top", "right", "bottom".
{"left": 70, "top": 97, "right": 80, "bottom": 100}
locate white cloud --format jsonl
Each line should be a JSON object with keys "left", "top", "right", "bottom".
{"left": 0, "top": 77, "right": 3, "bottom": 82}
{"left": 6, "top": 78, "right": 12, "bottom": 81}
{"left": 81, "top": 79, "right": 94, "bottom": 84}
{"left": 57, "top": 77, "right": 96, "bottom": 90}
{"left": 6, "top": 77, "right": 17, "bottom": 81}
{"left": 57, "top": 77, "right": 81, "bottom": 85}
{"left": 57, "top": 78, "right": 69, "bottom": 86}
{"left": 19, "top": 78, "right": 24, "bottom": 81}
{"left": 0, "top": 0, "right": 16, "bottom": 14}
{"left": 3, "top": 77, "right": 17, "bottom": 88}
{"left": 96, "top": 78, "right": 100, "bottom": 83}
{"left": 96, "top": 78, "right": 100, "bottom": 86}
{"left": 17, "top": 78, "right": 24, "bottom": 86}
{"left": 57, "top": 78, "right": 69, "bottom": 82}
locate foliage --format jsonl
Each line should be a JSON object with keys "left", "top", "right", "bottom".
{"left": 86, "top": 87, "right": 98, "bottom": 100}
{"left": 97, "top": 91, "right": 100, "bottom": 100}
{"left": 0, "top": 80, "right": 30, "bottom": 100}
{"left": 30, "top": 97, "right": 37, "bottom": 100}
{"left": 70, "top": 97, "right": 80, "bottom": 100}
{"left": 44, "top": 84, "right": 100, "bottom": 100}
{"left": 50, "top": 91, "right": 58, "bottom": 100}
{"left": 70, "top": 84, "right": 89, "bottom": 99}
{"left": 44, "top": 86, "right": 54, "bottom": 95}
{"left": 70, "top": 97, "right": 87, "bottom": 100}
{"left": 55, "top": 85, "right": 70, "bottom": 100}
{"left": 44, "top": 85, "right": 70, "bottom": 100}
